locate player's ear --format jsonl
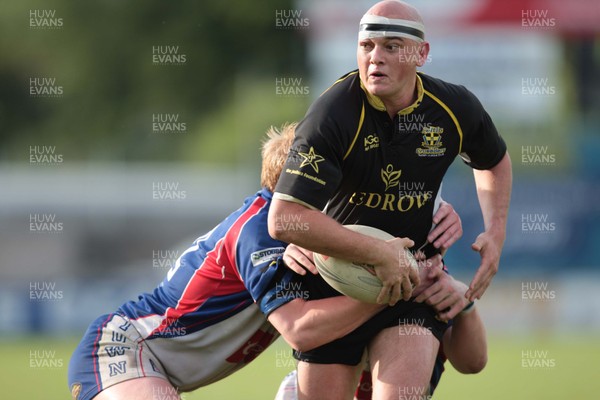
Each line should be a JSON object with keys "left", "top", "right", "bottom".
{"left": 416, "top": 42, "right": 430, "bottom": 67}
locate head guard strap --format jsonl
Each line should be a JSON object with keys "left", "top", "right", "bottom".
{"left": 359, "top": 14, "right": 425, "bottom": 42}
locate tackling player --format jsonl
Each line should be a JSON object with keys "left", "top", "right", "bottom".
{"left": 67, "top": 123, "right": 385, "bottom": 400}
{"left": 67, "top": 123, "right": 463, "bottom": 400}
{"left": 268, "top": 1, "right": 511, "bottom": 398}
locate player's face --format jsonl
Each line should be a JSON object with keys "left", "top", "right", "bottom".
{"left": 357, "top": 36, "right": 426, "bottom": 101}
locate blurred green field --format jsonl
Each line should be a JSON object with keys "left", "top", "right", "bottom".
{"left": 1, "top": 334, "right": 597, "bottom": 399}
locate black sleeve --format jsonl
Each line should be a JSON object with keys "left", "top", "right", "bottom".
{"left": 274, "top": 75, "right": 363, "bottom": 210}
{"left": 458, "top": 89, "right": 507, "bottom": 170}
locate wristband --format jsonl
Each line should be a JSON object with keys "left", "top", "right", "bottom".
{"left": 459, "top": 301, "right": 475, "bottom": 315}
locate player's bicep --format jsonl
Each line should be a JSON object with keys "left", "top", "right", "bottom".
{"left": 266, "top": 298, "right": 303, "bottom": 332}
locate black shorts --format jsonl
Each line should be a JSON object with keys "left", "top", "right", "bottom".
{"left": 293, "top": 274, "right": 449, "bottom": 365}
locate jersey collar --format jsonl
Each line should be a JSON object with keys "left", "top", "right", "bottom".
{"left": 360, "top": 73, "right": 424, "bottom": 115}
{"left": 260, "top": 187, "right": 273, "bottom": 200}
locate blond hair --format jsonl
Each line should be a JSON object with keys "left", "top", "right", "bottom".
{"left": 261, "top": 122, "right": 297, "bottom": 192}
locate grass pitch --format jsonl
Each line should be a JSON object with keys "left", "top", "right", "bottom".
{"left": 1, "top": 334, "right": 597, "bottom": 399}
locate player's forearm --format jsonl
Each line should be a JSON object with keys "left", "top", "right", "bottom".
{"left": 268, "top": 297, "right": 385, "bottom": 352}
{"left": 444, "top": 307, "right": 487, "bottom": 374}
{"left": 268, "top": 199, "right": 392, "bottom": 266}
{"left": 473, "top": 152, "right": 512, "bottom": 238}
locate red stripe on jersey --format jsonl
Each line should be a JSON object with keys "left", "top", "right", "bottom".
{"left": 93, "top": 314, "right": 114, "bottom": 391}
{"left": 152, "top": 196, "right": 267, "bottom": 335}
{"left": 218, "top": 196, "right": 268, "bottom": 283}
{"left": 138, "top": 341, "right": 148, "bottom": 377}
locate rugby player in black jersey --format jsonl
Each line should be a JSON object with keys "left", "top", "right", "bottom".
{"left": 268, "top": 1, "right": 511, "bottom": 399}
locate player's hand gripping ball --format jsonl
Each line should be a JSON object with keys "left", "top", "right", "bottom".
{"left": 314, "top": 225, "right": 418, "bottom": 303}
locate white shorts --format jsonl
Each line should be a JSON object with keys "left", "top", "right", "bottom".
{"left": 68, "top": 314, "right": 169, "bottom": 400}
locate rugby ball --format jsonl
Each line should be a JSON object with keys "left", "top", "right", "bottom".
{"left": 313, "top": 225, "right": 417, "bottom": 304}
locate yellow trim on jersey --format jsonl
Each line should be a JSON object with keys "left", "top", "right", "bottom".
{"left": 423, "top": 89, "right": 464, "bottom": 153}
{"left": 360, "top": 80, "right": 385, "bottom": 111}
{"left": 399, "top": 74, "right": 424, "bottom": 115}
{"left": 359, "top": 74, "right": 424, "bottom": 115}
{"left": 344, "top": 101, "right": 365, "bottom": 160}
{"left": 320, "top": 71, "right": 359, "bottom": 97}
{"left": 273, "top": 192, "right": 320, "bottom": 211}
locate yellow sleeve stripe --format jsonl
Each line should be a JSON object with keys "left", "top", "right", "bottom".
{"left": 272, "top": 192, "right": 320, "bottom": 211}
{"left": 423, "top": 89, "right": 463, "bottom": 154}
{"left": 344, "top": 101, "right": 365, "bottom": 160}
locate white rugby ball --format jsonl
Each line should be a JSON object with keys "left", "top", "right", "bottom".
{"left": 313, "top": 225, "right": 418, "bottom": 304}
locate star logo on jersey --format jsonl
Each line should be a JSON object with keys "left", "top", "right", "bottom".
{"left": 298, "top": 147, "right": 325, "bottom": 173}
{"left": 381, "top": 164, "right": 402, "bottom": 191}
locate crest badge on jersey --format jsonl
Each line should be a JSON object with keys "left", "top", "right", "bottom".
{"left": 70, "top": 383, "right": 82, "bottom": 400}
{"left": 416, "top": 126, "right": 446, "bottom": 157}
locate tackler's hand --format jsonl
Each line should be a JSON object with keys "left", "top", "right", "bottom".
{"left": 283, "top": 243, "right": 317, "bottom": 275}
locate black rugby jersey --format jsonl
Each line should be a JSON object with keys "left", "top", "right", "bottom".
{"left": 274, "top": 70, "right": 506, "bottom": 250}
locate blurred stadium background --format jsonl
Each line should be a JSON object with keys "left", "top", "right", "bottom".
{"left": 1, "top": 0, "right": 599, "bottom": 398}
